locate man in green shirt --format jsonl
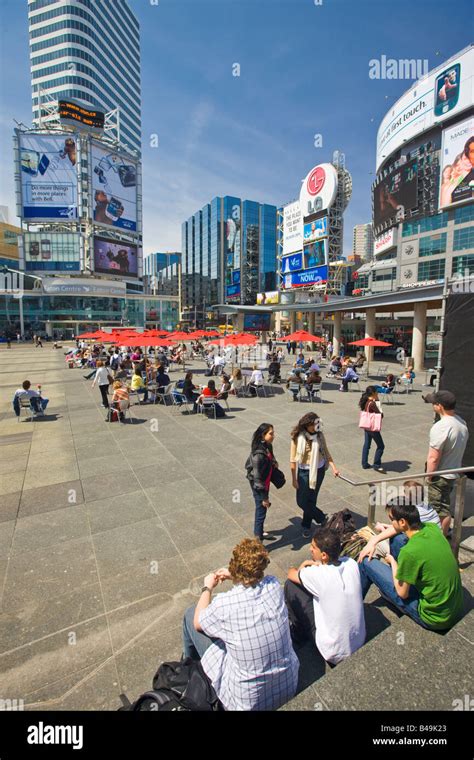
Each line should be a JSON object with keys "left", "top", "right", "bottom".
{"left": 358, "top": 499, "right": 463, "bottom": 630}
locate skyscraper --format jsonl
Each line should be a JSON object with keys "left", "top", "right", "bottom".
{"left": 352, "top": 223, "right": 374, "bottom": 261}
{"left": 28, "top": 0, "right": 141, "bottom": 153}
{"left": 181, "top": 196, "right": 277, "bottom": 324}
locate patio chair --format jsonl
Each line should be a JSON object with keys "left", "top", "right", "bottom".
{"left": 287, "top": 382, "right": 302, "bottom": 402}
{"left": 307, "top": 383, "right": 322, "bottom": 402}
{"left": 376, "top": 364, "right": 388, "bottom": 378}
{"left": 199, "top": 396, "right": 218, "bottom": 419}
{"left": 18, "top": 396, "right": 35, "bottom": 422}
{"left": 154, "top": 383, "right": 174, "bottom": 406}
{"left": 119, "top": 399, "right": 134, "bottom": 423}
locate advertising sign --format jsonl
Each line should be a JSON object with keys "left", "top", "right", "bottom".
{"left": 23, "top": 232, "right": 80, "bottom": 272}
{"left": 93, "top": 237, "right": 138, "bottom": 277}
{"left": 243, "top": 313, "right": 271, "bottom": 331}
{"left": 282, "top": 201, "right": 302, "bottom": 255}
{"left": 226, "top": 284, "right": 240, "bottom": 298}
{"left": 281, "top": 252, "right": 303, "bottom": 274}
{"left": 299, "top": 163, "right": 338, "bottom": 218}
{"left": 373, "top": 159, "right": 418, "bottom": 229}
{"left": 232, "top": 270, "right": 241, "bottom": 284}
{"left": 19, "top": 132, "right": 78, "bottom": 220}
{"left": 91, "top": 142, "right": 137, "bottom": 232}
{"left": 59, "top": 99, "right": 104, "bottom": 131}
{"left": 376, "top": 47, "right": 474, "bottom": 170}
{"left": 225, "top": 204, "right": 241, "bottom": 269}
{"left": 374, "top": 228, "right": 397, "bottom": 255}
{"left": 257, "top": 291, "right": 279, "bottom": 305}
{"left": 41, "top": 277, "right": 126, "bottom": 296}
{"left": 282, "top": 265, "right": 329, "bottom": 289}
{"left": 438, "top": 115, "right": 474, "bottom": 208}
{"left": 303, "top": 216, "right": 327, "bottom": 243}
{"left": 303, "top": 239, "right": 327, "bottom": 269}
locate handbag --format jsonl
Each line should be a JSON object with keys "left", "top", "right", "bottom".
{"left": 358, "top": 408, "right": 382, "bottom": 432}
{"left": 270, "top": 467, "right": 286, "bottom": 489}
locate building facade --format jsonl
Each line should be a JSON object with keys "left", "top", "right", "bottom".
{"left": 352, "top": 223, "right": 374, "bottom": 261}
{"left": 28, "top": 0, "right": 141, "bottom": 154}
{"left": 143, "top": 253, "right": 181, "bottom": 297}
{"left": 181, "top": 196, "right": 277, "bottom": 325}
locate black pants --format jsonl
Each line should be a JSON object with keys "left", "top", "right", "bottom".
{"left": 99, "top": 384, "right": 109, "bottom": 408}
{"left": 284, "top": 579, "right": 315, "bottom": 644}
{"left": 296, "top": 467, "right": 326, "bottom": 528}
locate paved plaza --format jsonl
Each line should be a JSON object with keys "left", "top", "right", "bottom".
{"left": 0, "top": 344, "right": 472, "bottom": 711}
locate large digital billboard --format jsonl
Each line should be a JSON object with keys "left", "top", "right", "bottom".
{"left": 91, "top": 142, "right": 137, "bottom": 232}
{"left": 225, "top": 203, "right": 241, "bottom": 269}
{"left": 93, "top": 237, "right": 138, "bottom": 277}
{"left": 257, "top": 291, "right": 279, "bottom": 305}
{"left": 303, "top": 239, "right": 327, "bottom": 269}
{"left": 376, "top": 47, "right": 474, "bottom": 170}
{"left": 243, "top": 313, "right": 271, "bottom": 331}
{"left": 373, "top": 158, "right": 418, "bottom": 229}
{"left": 59, "top": 100, "right": 104, "bottom": 131}
{"left": 282, "top": 265, "right": 329, "bottom": 289}
{"left": 281, "top": 252, "right": 303, "bottom": 274}
{"left": 303, "top": 217, "right": 327, "bottom": 243}
{"left": 23, "top": 232, "right": 80, "bottom": 272}
{"left": 439, "top": 116, "right": 474, "bottom": 208}
{"left": 282, "top": 201, "right": 302, "bottom": 255}
{"left": 18, "top": 132, "right": 78, "bottom": 221}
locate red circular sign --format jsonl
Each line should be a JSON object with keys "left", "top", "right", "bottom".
{"left": 307, "top": 166, "right": 326, "bottom": 196}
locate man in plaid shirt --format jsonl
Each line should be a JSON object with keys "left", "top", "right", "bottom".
{"left": 182, "top": 538, "right": 299, "bottom": 711}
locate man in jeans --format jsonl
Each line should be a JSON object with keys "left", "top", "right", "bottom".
{"left": 423, "top": 390, "right": 468, "bottom": 535}
{"left": 358, "top": 500, "right": 463, "bottom": 631}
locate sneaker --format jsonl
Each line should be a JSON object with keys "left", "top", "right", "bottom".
{"left": 362, "top": 464, "right": 372, "bottom": 469}
{"left": 317, "top": 514, "right": 328, "bottom": 525}
{"left": 262, "top": 532, "right": 277, "bottom": 541}
{"left": 302, "top": 529, "right": 311, "bottom": 539}
{"left": 374, "top": 466, "right": 387, "bottom": 474}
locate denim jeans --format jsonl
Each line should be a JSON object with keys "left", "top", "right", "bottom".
{"left": 297, "top": 467, "right": 326, "bottom": 529}
{"left": 182, "top": 605, "right": 219, "bottom": 660}
{"left": 358, "top": 534, "right": 432, "bottom": 628}
{"left": 252, "top": 488, "right": 268, "bottom": 539}
{"left": 362, "top": 430, "right": 385, "bottom": 467}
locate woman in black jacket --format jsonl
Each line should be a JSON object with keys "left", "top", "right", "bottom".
{"left": 246, "top": 423, "right": 278, "bottom": 542}
{"left": 359, "top": 386, "right": 386, "bottom": 473}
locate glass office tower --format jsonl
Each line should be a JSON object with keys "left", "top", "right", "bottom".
{"left": 28, "top": 0, "right": 141, "bottom": 153}
{"left": 181, "top": 196, "right": 277, "bottom": 322}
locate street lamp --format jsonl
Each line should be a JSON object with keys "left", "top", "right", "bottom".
{"left": 1, "top": 266, "right": 43, "bottom": 338}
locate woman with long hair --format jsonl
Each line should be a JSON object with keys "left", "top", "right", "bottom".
{"left": 246, "top": 423, "right": 278, "bottom": 542}
{"left": 290, "top": 412, "right": 339, "bottom": 538}
{"left": 359, "top": 386, "right": 385, "bottom": 473}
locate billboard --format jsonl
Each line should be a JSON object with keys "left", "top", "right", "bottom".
{"left": 226, "top": 284, "right": 240, "bottom": 298}
{"left": 257, "top": 291, "right": 279, "bottom": 305}
{"left": 91, "top": 142, "right": 137, "bottom": 232}
{"left": 282, "top": 201, "right": 302, "bottom": 255}
{"left": 376, "top": 47, "right": 474, "bottom": 170}
{"left": 23, "top": 232, "right": 80, "bottom": 272}
{"left": 299, "top": 163, "right": 338, "bottom": 218}
{"left": 282, "top": 265, "right": 329, "bottom": 289}
{"left": 18, "top": 132, "right": 78, "bottom": 220}
{"left": 93, "top": 237, "right": 138, "bottom": 277}
{"left": 374, "top": 228, "right": 398, "bottom": 255}
{"left": 225, "top": 203, "right": 241, "bottom": 269}
{"left": 281, "top": 252, "right": 303, "bottom": 274}
{"left": 243, "top": 313, "right": 271, "bottom": 331}
{"left": 59, "top": 99, "right": 104, "bottom": 131}
{"left": 439, "top": 116, "right": 474, "bottom": 208}
{"left": 303, "top": 239, "right": 327, "bottom": 269}
{"left": 303, "top": 217, "right": 327, "bottom": 243}
{"left": 373, "top": 159, "right": 418, "bottom": 229}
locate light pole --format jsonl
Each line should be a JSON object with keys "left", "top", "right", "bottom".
{"left": 1, "top": 266, "right": 43, "bottom": 338}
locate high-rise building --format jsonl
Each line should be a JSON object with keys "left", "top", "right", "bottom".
{"left": 181, "top": 196, "right": 277, "bottom": 324}
{"left": 352, "top": 223, "right": 374, "bottom": 261}
{"left": 28, "top": 0, "right": 141, "bottom": 154}
{"left": 144, "top": 252, "right": 181, "bottom": 297}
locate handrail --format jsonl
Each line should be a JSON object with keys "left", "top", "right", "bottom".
{"left": 337, "top": 466, "right": 474, "bottom": 487}
{"left": 336, "top": 466, "right": 473, "bottom": 560}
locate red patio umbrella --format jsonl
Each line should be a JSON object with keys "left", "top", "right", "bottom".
{"left": 348, "top": 337, "right": 393, "bottom": 376}
{"left": 285, "top": 330, "right": 325, "bottom": 344}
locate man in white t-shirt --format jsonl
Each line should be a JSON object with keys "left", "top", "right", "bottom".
{"left": 423, "top": 390, "right": 469, "bottom": 535}
{"left": 285, "top": 527, "right": 366, "bottom": 664}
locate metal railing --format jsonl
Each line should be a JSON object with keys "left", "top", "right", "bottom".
{"left": 338, "top": 466, "right": 474, "bottom": 559}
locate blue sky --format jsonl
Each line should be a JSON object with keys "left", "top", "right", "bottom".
{"left": 0, "top": 0, "right": 472, "bottom": 255}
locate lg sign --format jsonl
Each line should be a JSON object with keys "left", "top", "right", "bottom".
{"left": 307, "top": 166, "right": 326, "bottom": 196}
{"left": 300, "top": 163, "right": 338, "bottom": 217}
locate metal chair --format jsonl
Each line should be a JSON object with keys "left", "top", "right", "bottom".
{"left": 380, "top": 388, "right": 394, "bottom": 404}
{"left": 171, "top": 387, "right": 193, "bottom": 414}
{"left": 287, "top": 382, "right": 302, "bottom": 402}
{"left": 119, "top": 399, "right": 134, "bottom": 423}
{"left": 200, "top": 396, "right": 218, "bottom": 419}
{"left": 18, "top": 396, "right": 35, "bottom": 422}
{"left": 307, "top": 383, "right": 322, "bottom": 402}
{"left": 154, "top": 383, "right": 174, "bottom": 406}
{"left": 377, "top": 364, "right": 388, "bottom": 378}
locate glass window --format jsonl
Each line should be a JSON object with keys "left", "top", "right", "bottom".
{"left": 452, "top": 254, "right": 474, "bottom": 276}
{"left": 453, "top": 226, "right": 474, "bottom": 251}
{"left": 454, "top": 205, "right": 474, "bottom": 225}
{"left": 418, "top": 260, "right": 445, "bottom": 280}
{"left": 419, "top": 233, "right": 447, "bottom": 257}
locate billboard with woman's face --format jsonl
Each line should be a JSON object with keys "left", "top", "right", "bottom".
{"left": 439, "top": 116, "right": 474, "bottom": 209}
{"left": 93, "top": 237, "right": 138, "bottom": 277}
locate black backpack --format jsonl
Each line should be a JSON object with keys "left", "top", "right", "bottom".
{"left": 119, "top": 658, "right": 222, "bottom": 712}
{"left": 325, "top": 509, "right": 357, "bottom": 542}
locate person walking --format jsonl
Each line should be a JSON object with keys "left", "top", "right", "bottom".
{"left": 290, "top": 412, "right": 340, "bottom": 538}
{"left": 423, "top": 390, "right": 468, "bottom": 536}
{"left": 359, "top": 386, "right": 386, "bottom": 473}
{"left": 286, "top": 339, "right": 291, "bottom": 355}
{"left": 245, "top": 423, "right": 278, "bottom": 542}
{"left": 291, "top": 341, "right": 297, "bottom": 355}
{"left": 92, "top": 360, "right": 111, "bottom": 408}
